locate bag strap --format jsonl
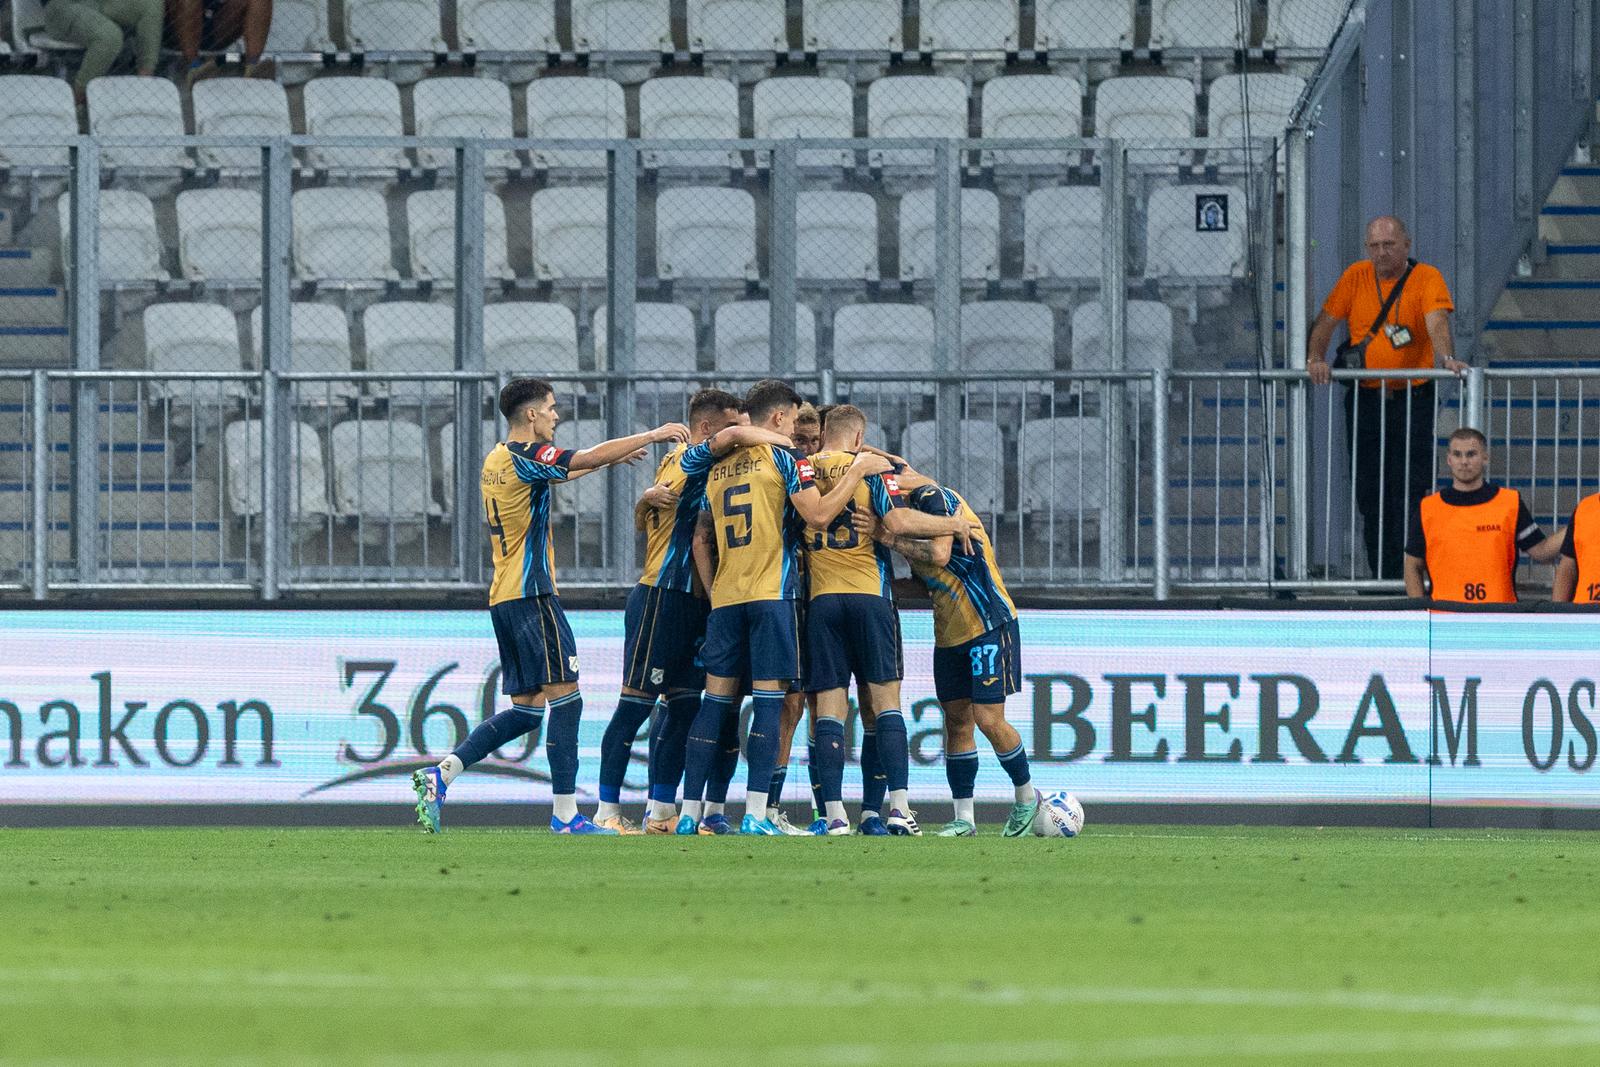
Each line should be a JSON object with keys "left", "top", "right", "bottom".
{"left": 1355, "top": 258, "right": 1416, "bottom": 346}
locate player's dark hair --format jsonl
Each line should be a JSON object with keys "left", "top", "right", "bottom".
{"left": 688, "top": 388, "right": 742, "bottom": 425}
{"left": 499, "top": 377, "right": 554, "bottom": 421}
{"left": 744, "top": 379, "right": 803, "bottom": 423}
{"left": 823, "top": 404, "right": 867, "bottom": 439}
{"left": 814, "top": 404, "right": 836, "bottom": 425}
{"left": 909, "top": 483, "right": 954, "bottom": 516}
{"left": 1449, "top": 426, "right": 1488, "bottom": 449}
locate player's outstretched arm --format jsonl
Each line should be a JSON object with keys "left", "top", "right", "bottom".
{"left": 1552, "top": 556, "right": 1578, "bottom": 602}
{"left": 886, "top": 533, "right": 952, "bottom": 568}
{"left": 791, "top": 452, "right": 893, "bottom": 529}
{"left": 570, "top": 424, "right": 687, "bottom": 472}
{"left": 1403, "top": 554, "right": 1428, "bottom": 599}
{"left": 882, "top": 508, "right": 982, "bottom": 555}
{"left": 701, "top": 424, "right": 794, "bottom": 458}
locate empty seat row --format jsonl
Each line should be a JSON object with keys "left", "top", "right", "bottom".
{"left": 0, "top": 72, "right": 1305, "bottom": 174}
{"left": 65, "top": 181, "right": 1247, "bottom": 286}
{"left": 139, "top": 297, "right": 1175, "bottom": 384}
{"left": 5, "top": 0, "right": 1343, "bottom": 62}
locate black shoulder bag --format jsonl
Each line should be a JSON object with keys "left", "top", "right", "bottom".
{"left": 1333, "top": 258, "right": 1416, "bottom": 369}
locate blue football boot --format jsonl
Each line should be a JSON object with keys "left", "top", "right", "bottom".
{"left": 411, "top": 767, "right": 445, "bottom": 833}
{"left": 738, "top": 813, "right": 780, "bottom": 835}
{"left": 551, "top": 812, "right": 619, "bottom": 835}
{"left": 857, "top": 815, "right": 889, "bottom": 836}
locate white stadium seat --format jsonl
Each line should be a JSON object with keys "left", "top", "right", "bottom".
{"left": 1150, "top": 0, "right": 1250, "bottom": 51}
{"left": 1023, "top": 185, "right": 1105, "bottom": 282}
{"left": 225, "top": 419, "right": 332, "bottom": 521}
{"left": 264, "top": 0, "right": 333, "bottom": 52}
{"left": 191, "top": 79, "right": 292, "bottom": 169}
{"left": 1266, "top": 0, "right": 1347, "bottom": 51}
{"left": 961, "top": 301, "right": 1055, "bottom": 373}
{"left": 405, "top": 190, "right": 512, "bottom": 283}
{"left": 85, "top": 77, "right": 187, "bottom": 169}
{"left": 1144, "top": 184, "right": 1248, "bottom": 280}
{"left": 412, "top": 78, "right": 518, "bottom": 170}
{"left": 1071, "top": 300, "right": 1174, "bottom": 372}
{"left": 437, "top": 419, "right": 502, "bottom": 511}
{"left": 529, "top": 186, "right": 608, "bottom": 280}
{"left": 713, "top": 301, "right": 818, "bottom": 374}
{"left": 919, "top": 0, "right": 1018, "bottom": 54}
{"left": 795, "top": 191, "right": 879, "bottom": 282}
{"left": 143, "top": 302, "right": 248, "bottom": 404}
{"left": 457, "top": 0, "right": 558, "bottom": 53}
{"left": 330, "top": 419, "right": 442, "bottom": 520}
{"left": 686, "top": 0, "right": 787, "bottom": 53}
{"left": 897, "top": 187, "right": 1000, "bottom": 281}
{"left": 831, "top": 304, "right": 933, "bottom": 378}
{"left": 867, "top": 76, "right": 969, "bottom": 168}
{"left": 341, "top": 0, "right": 444, "bottom": 52}
{"left": 483, "top": 302, "right": 580, "bottom": 377}
{"left": 249, "top": 303, "right": 359, "bottom": 405}
{"left": 292, "top": 188, "right": 395, "bottom": 282}
{"left": 1018, "top": 416, "right": 1107, "bottom": 526}
{"left": 570, "top": 0, "right": 672, "bottom": 53}
{"left": 0, "top": 76, "right": 76, "bottom": 170}
{"left": 1206, "top": 73, "right": 1305, "bottom": 148}
{"left": 752, "top": 77, "right": 855, "bottom": 169}
{"left": 655, "top": 187, "right": 758, "bottom": 280}
{"left": 592, "top": 303, "right": 698, "bottom": 378}
{"left": 526, "top": 77, "right": 627, "bottom": 171}
{"left": 302, "top": 78, "right": 408, "bottom": 172}
{"left": 176, "top": 189, "right": 263, "bottom": 283}
{"left": 1034, "top": 0, "right": 1135, "bottom": 51}
{"left": 804, "top": 0, "right": 901, "bottom": 51}
{"left": 1094, "top": 76, "right": 1196, "bottom": 142}
{"left": 362, "top": 302, "right": 454, "bottom": 403}
{"left": 902, "top": 419, "right": 1004, "bottom": 514}
{"left": 59, "top": 190, "right": 166, "bottom": 283}
{"left": 980, "top": 75, "right": 1082, "bottom": 167}
{"left": 639, "top": 77, "right": 741, "bottom": 171}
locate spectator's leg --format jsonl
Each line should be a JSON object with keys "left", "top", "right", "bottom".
{"left": 1345, "top": 385, "right": 1384, "bottom": 578}
{"left": 206, "top": 0, "right": 270, "bottom": 63}
{"left": 106, "top": 0, "right": 165, "bottom": 75}
{"left": 164, "top": 0, "right": 205, "bottom": 64}
{"left": 46, "top": 0, "right": 126, "bottom": 96}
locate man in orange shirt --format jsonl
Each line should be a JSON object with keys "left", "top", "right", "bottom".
{"left": 1403, "top": 428, "right": 1561, "bottom": 603}
{"left": 1308, "top": 217, "right": 1470, "bottom": 580}
{"left": 1551, "top": 491, "right": 1600, "bottom": 603}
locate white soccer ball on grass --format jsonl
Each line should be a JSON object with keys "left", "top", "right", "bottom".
{"left": 1033, "top": 791, "right": 1085, "bottom": 838}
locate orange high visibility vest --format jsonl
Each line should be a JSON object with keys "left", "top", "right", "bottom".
{"left": 1571, "top": 494, "right": 1600, "bottom": 604}
{"left": 1419, "top": 487, "right": 1521, "bottom": 604}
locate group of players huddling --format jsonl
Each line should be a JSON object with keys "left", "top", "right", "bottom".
{"left": 412, "top": 377, "right": 1042, "bottom": 838}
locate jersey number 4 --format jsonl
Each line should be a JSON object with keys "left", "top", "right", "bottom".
{"left": 485, "top": 499, "right": 509, "bottom": 555}
{"left": 722, "top": 484, "right": 753, "bottom": 549}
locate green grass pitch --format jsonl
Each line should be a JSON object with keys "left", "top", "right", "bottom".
{"left": 3, "top": 825, "right": 1599, "bottom": 1065}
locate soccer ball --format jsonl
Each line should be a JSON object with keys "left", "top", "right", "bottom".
{"left": 1033, "top": 791, "right": 1085, "bottom": 838}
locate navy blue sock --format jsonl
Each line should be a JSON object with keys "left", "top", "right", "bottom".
{"left": 597, "top": 695, "right": 656, "bottom": 804}
{"left": 874, "top": 710, "right": 910, "bottom": 793}
{"left": 452, "top": 703, "right": 543, "bottom": 768}
{"left": 996, "top": 743, "right": 1031, "bottom": 787}
{"left": 814, "top": 717, "right": 846, "bottom": 806}
{"left": 947, "top": 748, "right": 979, "bottom": 799}
{"left": 743, "top": 688, "right": 786, "bottom": 795}
{"left": 859, "top": 728, "right": 886, "bottom": 814}
{"left": 544, "top": 692, "right": 582, "bottom": 796}
{"left": 807, "top": 736, "right": 822, "bottom": 814}
{"left": 706, "top": 703, "right": 742, "bottom": 803}
{"left": 648, "top": 691, "right": 698, "bottom": 804}
{"left": 681, "top": 691, "right": 731, "bottom": 804}
{"left": 769, "top": 766, "right": 788, "bottom": 806}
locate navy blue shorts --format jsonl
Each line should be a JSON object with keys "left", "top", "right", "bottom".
{"left": 805, "top": 593, "right": 903, "bottom": 692}
{"left": 490, "top": 594, "right": 579, "bottom": 696}
{"left": 622, "top": 583, "right": 709, "bottom": 694}
{"left": 702, "top": 599, "right": 801, "bottom": 683}
{"left": 932, "top": 619, "right": 1021, "bottom": 705}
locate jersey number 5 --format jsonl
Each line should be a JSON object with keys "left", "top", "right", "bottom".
{"left": 722, "top": 484, "right": 753, "bottom": 548}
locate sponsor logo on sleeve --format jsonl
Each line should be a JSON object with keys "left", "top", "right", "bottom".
{"left": 536, "top": 445, "right": 560, "bottom": 464}
{"left": 796, "top": 458, "right": 816, "bottom": 481}
{"left": 883, "top": 473, "right": 901, "bottom": 495}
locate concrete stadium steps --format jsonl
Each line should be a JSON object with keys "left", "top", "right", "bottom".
{"left": 0, "top": 480, "right": 222, "bottom": 523}
{"left": 0, "top": 521, "right": 227, "bottom": 570}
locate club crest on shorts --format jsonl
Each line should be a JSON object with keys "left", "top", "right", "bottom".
{"left": 568, "top": 655, "right": 580, "bottom": 673}
{"left": 650, "top": 668, "right": 665, "bottom": 685}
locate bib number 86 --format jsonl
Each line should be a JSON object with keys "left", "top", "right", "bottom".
{"left": 1462, "top": 581, "right": 1488, "bottom": 601}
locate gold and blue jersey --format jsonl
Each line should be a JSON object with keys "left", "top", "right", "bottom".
{"left": 638, "top": 442, "right": 710, "bottom": 595}
{"left": 483, "top": 440, "right": 574, "bottom": 606}
{"left": 805, "top": 449, "right": 904, "bottom": 600}
{"left": 910, "top": 488, "right": 1017, "bottom": 647}
{"left": 681, "top": 440, "right": 814, "bottom": 607}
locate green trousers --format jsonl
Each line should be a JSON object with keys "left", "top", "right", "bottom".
{"left": 45, "top": 0, "right": 164, "bottom": 91}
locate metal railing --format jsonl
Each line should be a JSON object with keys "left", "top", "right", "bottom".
{"left": 5, "top": 363, "right": 1598, "bottom": 601}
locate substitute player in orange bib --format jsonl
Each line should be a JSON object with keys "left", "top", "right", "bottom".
{"left": 1551, "top": 492, "right": 1600, "bottom": 603}
{"left": 1402, "top": 427, "right": 1562, "bottom": 604}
